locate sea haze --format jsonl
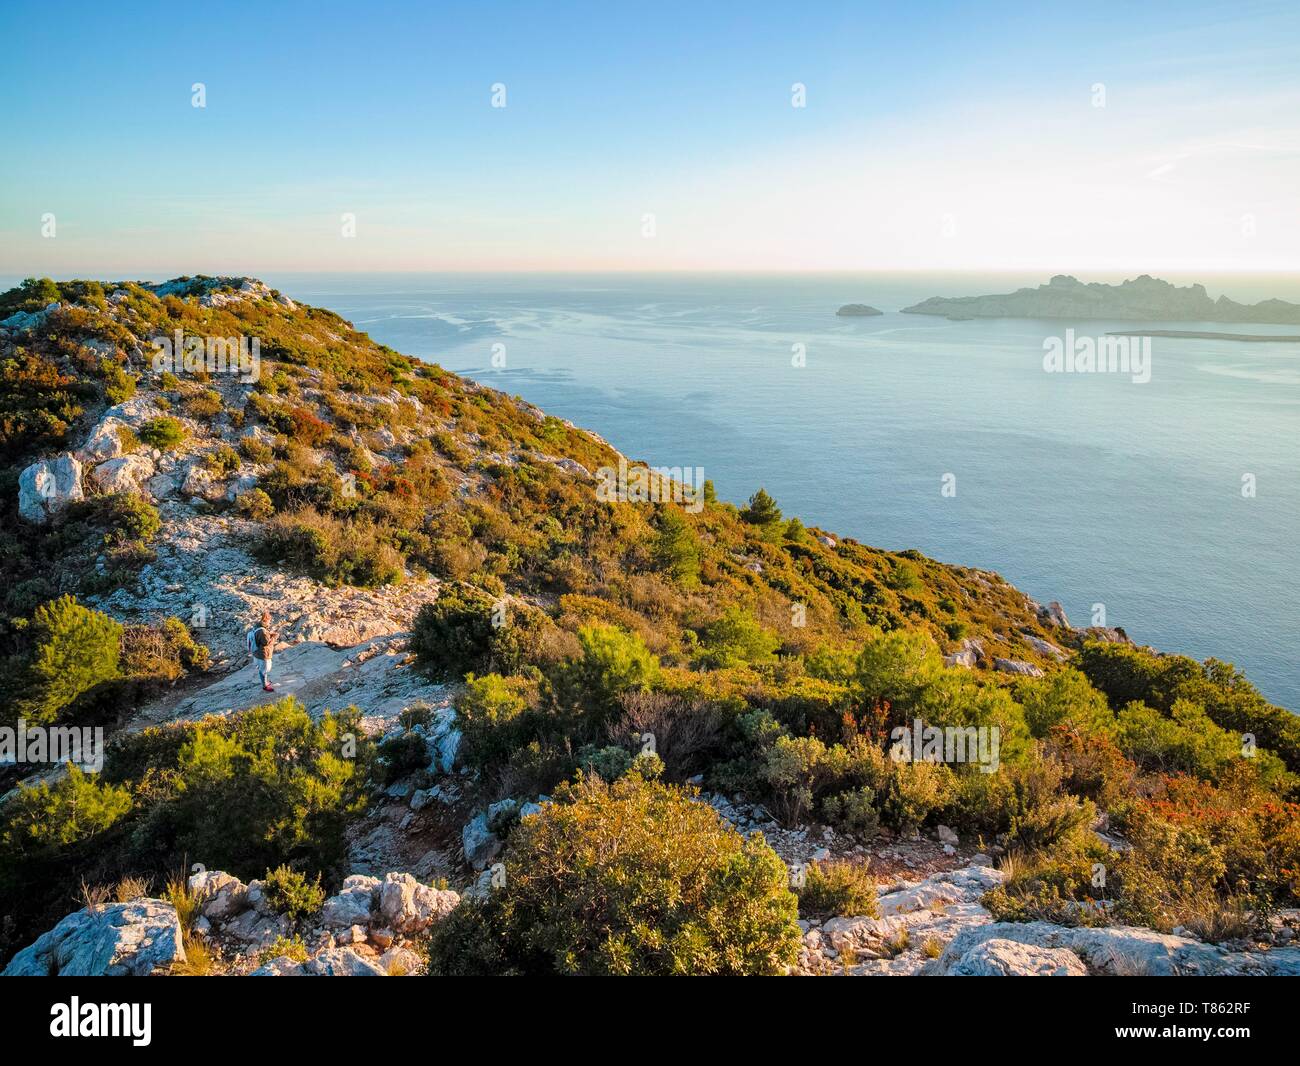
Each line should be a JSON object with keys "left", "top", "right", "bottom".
{"left": 264, "top": 272, "right": 1300, "bottom": 710}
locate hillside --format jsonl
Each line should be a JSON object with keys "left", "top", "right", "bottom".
{"left": 2, "top": 275, "right": 1298, "bottom": 977}
{"left": 902, "top": 274, "right": 1300, "bottom": 324}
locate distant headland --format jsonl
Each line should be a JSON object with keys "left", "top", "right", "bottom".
{"left": 900, "top": 275, "right": 1300, "bottom": 325}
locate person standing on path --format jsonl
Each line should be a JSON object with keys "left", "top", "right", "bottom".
{"left": 247, "top": 611, "right": 279, "bottom": 692}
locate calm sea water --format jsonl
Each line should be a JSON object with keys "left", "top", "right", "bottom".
{"left": 215, "top": 273, "right": 1300, "bottom": 710}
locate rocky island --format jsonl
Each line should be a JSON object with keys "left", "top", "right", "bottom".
{"left": 902, "top": 274, "right": 1300, "bottom": 325}
{"left": 2, "top": 275, "right": 1298, "bottom": 979}
{"left": 836, "top": 303, "right": 884, "bottom": 317}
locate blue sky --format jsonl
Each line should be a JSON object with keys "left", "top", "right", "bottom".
{"left": 2, "top": 0, "right": 1298, "bottom": 274}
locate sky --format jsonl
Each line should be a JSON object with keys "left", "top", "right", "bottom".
{"left": 1, "top": 0, "right": 1298, "bottom": 276}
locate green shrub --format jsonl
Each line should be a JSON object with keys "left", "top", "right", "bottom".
{"left": 410, "top": 587, "right": 545, "bottom": 680}
{"left": 820, "top": 785, "right": 881, "bottom": 842}
{"left": 238, "top": 436, "right": 274, "bottom": 463}
{"left": 257, "top": 508, "right": 403, "bottom": 587}
{"left": 695, "top": 606, "right": 779, "bottom": 670}
{"left": 797, "top": 860, "right": 878, "bottom": 920}
{"left": 17, "top": 595, "right": 122, "bottom": 724}
{"left": 262, "top": 865, "right": 326, "bottom": 921}
{"left": 121, "top": 617, "right": 210, "bottom": 682}
{"left": 92, "top": 492, "right": 162, "bottom": 546}
{"left": 650, "top": 508, "right": 700, "bottom": 586}
{"left": 100, "top": 360, "right": 136, "bottom": 405}
{"left": 0, "top": 766, "right": 133, "bottom": 856}
{"left": 235, "top": 488, "right": 275, "bottom": 520}
{"left": 376, "top": 730, "right": 432, "bottom": 784}
{"left": 1115, "top": 698, "right": 1266, "bottom": 784}
{"left": 576, "top": 743, "right": 637, "bottom": 781}
{"left": 564, "top": 624, "right": 660, "bottom": 712}
{"left": 138, "top": 416, "right": 187, "bottom": 450}
{"left": 1019, "top": 668, "right": 1115, "bottom": 739}
{"left": 456, "top": 672, "right": 534, "bottom": 771}
{"left": 202, "top": 444, "right": 240, "bottom": 475}
{"left": 5, "top": 577, "right": 56, "bottom": 615}
{"left": 425, "top": 770, "right": 801, "bottom": 975}
{"left": 185, "top": 389, "right": 224, "bottom": 420}
{"left": 740, "top": 488, "right": 782, "bottom": 537}
{"left": 119, "top": 697, "right": 369, "bottom": 875}
{"left": 258, "top": 935, "right": 310, "bottom": 965}
{"left": 853, "top": 627, "right": 943, "bottom": 708}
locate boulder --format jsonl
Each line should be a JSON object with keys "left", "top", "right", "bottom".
{"left": 932, "top": 920, "right": 1300, "bottom": 976}
{"left": 0, "top": 302, "right": 59, "bottom": 332}
{"left": 319, "top": 875, "right": 379, "bottom": 929}
{"left": 90, "top": 453, "right": 155, "bottom": 494}
{"left": 376, "top": 872, "right": 459, "bottom": 935}
{"left": 188, "top": 870, "right": 249, "bottom": 921}
{"left": 948, "top": 937, "right": 1087, "bottom": 976}
{"left": 1023, "top": 634, "right": 1067, "bottom": 661}
{"left": 221, "top": 909, "right": 289, "bottom": 947}
{"left": 993, "top": 657, "right": 1045, "bottom": 678}
{"left": 18, "top": 454, "right": 84, "bottom": 522}
{"left": 2, "top": 900, "right": 184, "bottom": 976}
{"left": 436, "top": 729, "right": 462, "bottom": 773}
{"left": 252, "top": 947, "right": 386, "bottom": 977}
{"left": 181, "top": 462, "right": 225, "bottom": 501}
{"left": 1042, "top": 601, "right": 1071, "bottom": 628}
{"left": 77, "top": 416, "right": 131, "bottom": 463}
{"left": 378, "top": 945, "right": 422, "bottom": 975}
{"left": 146, "top": 472, "right": 181, "bottom": 498}
{"left": 943, "top": 638, "right": 984, "bottom": 669}
{"left": 462, "top": 812, "right": 502, "bottom": 869}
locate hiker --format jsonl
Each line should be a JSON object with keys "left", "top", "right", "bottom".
{"left": 247, "top": 611, "right": 279, "bottom": 692}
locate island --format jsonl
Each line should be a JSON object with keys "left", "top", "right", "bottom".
{"left": 836, "top": 303, "right": 884, "bottom": 316}
{"left": 901, "top": 274, "right": 1300, "bottom": 325}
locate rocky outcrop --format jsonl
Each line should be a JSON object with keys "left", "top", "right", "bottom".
{"left": 993, "top": 657, "right": 1045, "bottom": 677}
{"left": 2, "top": 900, "right": 185, "bottom": 976}
{"left": 178, "top": 868, "right": 459, "bottom": 975}
{"left": 1022, "top": 634, "right": 1067, "bottom": 661}
{"left": 800, "top": 864, "right": 1006, "bottom": 976}
{"left": 932, "top": 920, "right": 1300, "bottom": 977}
{"left": 462, "top": 812, "right": 503, "bottom": 869}
{"left": 902, "top": 274, "right": 1300, "bottom": 325}
{"left": 377, "top": 872, "right": 458, "bottom": 934}
{"left": 18, "top": 453, "right": 84, "bottom": 522}
{"left": 90, "top": 453, "right": 155, "bottom": 493}
{"left": 0, "top": 302, "right": 59, "bottom": 332}
{"left": 253, "top": 947, "right": 387, "bottom": 976}
{"left": 943, "top": 638, "right": 984, "bottom": 669}
{"left": 77, "top": 415, "right": 131, "bottom": 463}
{"left": 947, "top": 937, "right": 1087, "bottom": 976}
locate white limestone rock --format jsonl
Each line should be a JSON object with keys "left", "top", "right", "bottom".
{"left": 2, "top": 900, "right": 184, "bottom": 976}
{"left": 18, "top": 454, "right": 83, "bottom": 522}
